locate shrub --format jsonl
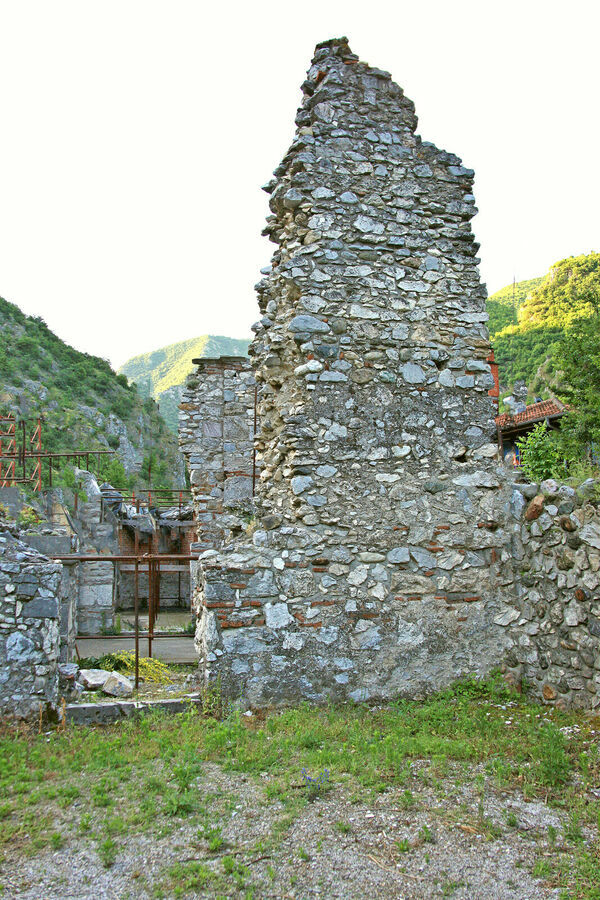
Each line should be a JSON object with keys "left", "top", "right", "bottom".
{"left": 516, "top": 423, "right": 560, "bottom": 481}
{"left": 18, "top": 506, "right": 41, "bottom": 529}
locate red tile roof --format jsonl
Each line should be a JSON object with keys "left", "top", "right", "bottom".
{"left": 495, "top": 399, "right": 566, "bottom": 430}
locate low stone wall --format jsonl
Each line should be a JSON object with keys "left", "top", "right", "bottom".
{"left": 193, "top": 509, "right": 513, "bottom": 707}
{"left": 501, "top": 479, "right": 600, "bottom": 710}
{"left": 0, "top": 529, "right": 64, "bottom": 719}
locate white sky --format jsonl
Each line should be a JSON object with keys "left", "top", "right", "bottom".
{"left": 0, "top": 0, "right": 598, "bottom": 369}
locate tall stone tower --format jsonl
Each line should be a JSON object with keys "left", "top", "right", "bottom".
{"left": 194, "top": 38, "right": 511, "bottom": 704}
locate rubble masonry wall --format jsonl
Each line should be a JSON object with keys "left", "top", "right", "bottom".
{"left": 182, "top": 38, "right": 517, "bottom": 706}
{"left": 180, "top": 39, "right": 599, "bottom": 710}
{"left": 501, "top": 480, "right": 600, "bottom": 709}
{"left": 0, "top": 529, "right": 65, "bottom": 719}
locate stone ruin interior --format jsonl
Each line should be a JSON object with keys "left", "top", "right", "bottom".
{"left": 1, "top": 37, "right": 599, "bottom": 720}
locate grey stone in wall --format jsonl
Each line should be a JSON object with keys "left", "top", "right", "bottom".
{"left": 179, "top": 39, "right": 599, "bottom": 712}
{"left": 77, "top": 560, "right": 115, "bottom": 634}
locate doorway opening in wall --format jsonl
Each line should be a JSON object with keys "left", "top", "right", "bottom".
{"left": 54, "top": 552, "right": 200, "bottom": 683}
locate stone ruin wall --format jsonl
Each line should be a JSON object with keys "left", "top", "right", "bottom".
{"left": 182, "top": 38, "right": 516, "bottom": 706}
{"left": 0, "top": 529, "right": 68, "bottom": 719}
{"left": 179, "top": 357, "right": 257, "bottom": 617}
{"left": 178, "top": 38, "right": 599, "bottom": 711}
{"left": 501, "top": 480, "right": 600, "bottom": 709}
{"left": 179, "top": 356, "right": 256, "bottom": 552}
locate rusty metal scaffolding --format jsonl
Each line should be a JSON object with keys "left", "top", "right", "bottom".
{"left": 0, "top": 414, "right": 115, "bottom": 490}
{"left": 53, "top": 554, "right": 199, "bottom": 689}
{"left": 109, "top": 488, "right": 193, "bottom": 515}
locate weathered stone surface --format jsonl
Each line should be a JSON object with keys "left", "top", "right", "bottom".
{"left": 525, "top": 495, "right": 545, "bottom": 521}
{"left": 0, "top": 530, "right": 63, "bottom": 719}
{"left": 102, "top": 671, "right": 133, "bottom": 698}
{"left": 178, "top": 357, "right": 255, "bottom": 553}
{"left": 501, "top": 479, "right": 600, "bottom": 710}
{"left": 22, "top": 596, "right": 59, "bottom": 618}
{"left": 79, "top": 669, "right": 112, "bottom": 691}
{"left": 579, "top": 523, "right": 600, "bottom": 549}
{"left": 184, "top": 37, "right": 511, "bottom": 708}
{"left": 177, "top": 38, "right": 600, "bottom": 714}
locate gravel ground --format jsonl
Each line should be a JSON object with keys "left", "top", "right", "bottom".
{"left": 0, "top": 760, "right": 580, "bottom": 899}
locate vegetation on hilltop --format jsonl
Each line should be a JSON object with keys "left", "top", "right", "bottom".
{"left": 488, "top": 252, "right": 600, "bottom": 396}
{"left": 487, "top": 254, "right": 600, "bottom": 481}
{"left": 120, "top": 334, "right": 250, "bottom": 432}
{"left": 0, "top": 296, "right": 182, "bottom": 490}
{"left": 486, "top": 276, "right": 543, "bottom": 336}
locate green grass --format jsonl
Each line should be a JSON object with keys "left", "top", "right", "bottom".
{"left": 0, "top": 677, "right": 598, "bottom": 897}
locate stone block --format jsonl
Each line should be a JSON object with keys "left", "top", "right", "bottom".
{"left": 22, "top": 596, "right": 59, "bottom": 618}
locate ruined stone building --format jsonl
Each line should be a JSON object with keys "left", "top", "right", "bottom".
{"left": 2, "top": 37, "right": 596, "bottom": 722}
{"left": 178, "top": 38, "right": 599, "bottom": 712}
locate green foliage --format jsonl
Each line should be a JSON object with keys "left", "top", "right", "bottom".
{"left": 516, "top": 423, "right": 560, "bottom": 481}
{"left": 488, "top": 253, "right": 600, "bottom": 392}
{"left": 17, "top": 506, "right": 41, "bottom": 529}
{"left": 492, "top": 325, "right": 562, "bottom": 390}
{"left": 141, "top": 451, "right": 172, "bottom": 491}
{"left": 77, "top": 651, "right": 174, "bottom": 684}
{"left": 96, "top": 456, "right": 132, "bottom": 490}
{"left": 487, "top": 276, "right": 543, "bottom": 337}
{"left": 98, "top": 836, "right": 118, "bottom": 868}
{"left": 554, "top": 296, "right": 600, "bottom": 449}
{"left": 0, "top": 294, "right": 181, "bottom": 490}
{"left": 518, "top": 254, "right": 599, "bottom": 330}
{"left": 119, "top": 333, "right": 250, "bottom": 432}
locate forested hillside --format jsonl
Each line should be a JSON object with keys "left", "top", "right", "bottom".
{"left": 0, "top": 296, "right": 183, "bottom": 489}
{"left": 487, "top": 253, "right": 600, "bottom": 395}
{"left": 486, "top": 276, "right": 543, "bottom": 336}
{"left": 120, "top": 334, "right": 250, "bottom": 432}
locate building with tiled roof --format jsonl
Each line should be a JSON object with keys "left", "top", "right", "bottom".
{"left": 495, "top": 398, "right": 567, "bottom": 466}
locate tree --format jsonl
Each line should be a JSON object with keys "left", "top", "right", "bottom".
{"left": 553, "top": 289, "right": 600, "bottom": 463}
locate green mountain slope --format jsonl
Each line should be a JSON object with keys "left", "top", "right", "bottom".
{"left": 487, "top": 276, "right": 543, "bottom": 336}
{"left": 0, "top": 296, "right": 183, "bottom": 489}
{"left": 120, "top": 335, "right": 250, "bottom": 431}
{"left": 488, "top": 253, "right": 600, "bottom": 395}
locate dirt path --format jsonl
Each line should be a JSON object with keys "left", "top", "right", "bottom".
{"left": 0, "top": 762, "right": 569, "bottom": 899}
